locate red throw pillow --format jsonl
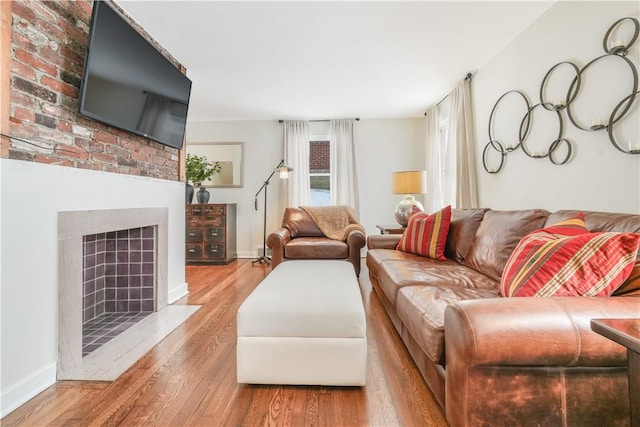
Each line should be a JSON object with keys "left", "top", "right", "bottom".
{"left": 397, "top": 205, "right": 451, "bottom": 260}
{"left": 500, "top": 216, "right": 640, "bottom": 297}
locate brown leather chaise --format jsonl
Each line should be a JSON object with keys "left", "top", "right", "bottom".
{"left": 266, "top": 207, "right": 366, "bottom": 276}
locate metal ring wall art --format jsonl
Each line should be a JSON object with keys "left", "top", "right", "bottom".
{"left": 484, "top": 90, "right": 531, "bottom": 173}
{"left": 483, "top": 16, "right": 640, "bottom": 174}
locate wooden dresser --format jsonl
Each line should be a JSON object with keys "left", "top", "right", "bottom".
{"left": 185, "top": 203, "right": 237, "bottom": 265}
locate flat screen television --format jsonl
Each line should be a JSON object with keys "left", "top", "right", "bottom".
{"left": 78, "top": 1, "right": 192, "bottom": 150}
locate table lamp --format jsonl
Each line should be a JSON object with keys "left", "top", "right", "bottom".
{"left": 392, "top": 170, "right": 427, "bottom": 226}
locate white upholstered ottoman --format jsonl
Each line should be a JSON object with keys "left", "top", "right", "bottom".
{"left": 237, "top": 260, "right": 367, "bottom": 386}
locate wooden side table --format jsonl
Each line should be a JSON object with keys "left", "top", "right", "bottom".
{"left": 375, "top": 224, "right": 405, "bottom": 235}
{"left": 591, "top": 318, "right": 640, "bottom": 427}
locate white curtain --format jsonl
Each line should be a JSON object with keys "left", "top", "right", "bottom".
{"left": 424, "top": 108, "right": 440, "bottom": 212}
{"left": 282, "top": 120, "right": 310, "bottom": 207}
{"left": 447, "top": 78, "right": 479, "bottom": 208}
{"left": 330, "top": 120, "right": 360, "bottom": 214}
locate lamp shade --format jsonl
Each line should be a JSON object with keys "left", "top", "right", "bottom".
{"left": 278, "top": 166, "right": 293, "bottom": 179}
{"left": 392, "top": 171, "right": 427, "bottom": 194}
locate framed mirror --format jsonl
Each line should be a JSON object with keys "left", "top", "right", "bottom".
{"left": 186, "top": 142, "right": 244, "bottom": 188}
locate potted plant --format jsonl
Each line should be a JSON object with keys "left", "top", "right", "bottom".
{"left": 186, "top": 154, "right": 222, "bottom": 204}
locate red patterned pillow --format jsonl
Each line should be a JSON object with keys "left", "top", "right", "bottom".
{"left": 397, "top": 205, "right": 451, "bottom": 260}
{"left": 541, "top": 213, "right": 588, "bottom": 236}
{"left": 500, "top": 217, "right": 640, "bottom": 297}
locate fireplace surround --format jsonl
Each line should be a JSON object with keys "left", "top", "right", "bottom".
{"left": 57, "top": 208, "right": 170, "bottom": 380}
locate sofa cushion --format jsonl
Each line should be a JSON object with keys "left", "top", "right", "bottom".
{"left": 397, "top": 205, "right": 451, "bottom": 260}
{"left": 366, "top": 248, "right": 415, "bottom": 278}
{"left": 284, "top": 237, "right": 348, "bottom": 259}
{"left": 375, "top": 254, "right": 499, "bottom": 305}
{"left": 614, "top": 265, "right": 640, "bottom": 296}
{"left": 500, "top": 221, "right": 640, "bottom": 297}
{"left": 465, "top": 209, "right": 549, "bottom": 281}
{"left": 397, "top": 285, "right": 500, "bottom": 364}
{"left": 445, "top": 208, "right": 487, "bottom": 263}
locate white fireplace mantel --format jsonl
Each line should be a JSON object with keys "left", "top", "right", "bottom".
{"left": 57, "top": 208, "right": 171, "bottom": 380}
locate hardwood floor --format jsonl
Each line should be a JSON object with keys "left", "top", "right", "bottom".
{"left": 2, "top": 260, "right": 446, "bottom": 426}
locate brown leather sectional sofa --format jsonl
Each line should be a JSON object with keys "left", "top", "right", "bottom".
{"left": 366, "top": 208, "right": 640, "bottom": 427}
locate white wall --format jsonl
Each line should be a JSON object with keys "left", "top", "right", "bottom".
{"left": 473, "top": 1, "right": 640, "bottom": 213}
{"left": 186, "top": 118, "right": 424, "bottom": 254}
{"left": 0, "top": 159, "right": 186, "bottom": 416}
{"left": 186, "top": 120, "right": 283, "bottom": 258}
{"left": 356, "top": 119, "right": 426, "bottom": 233}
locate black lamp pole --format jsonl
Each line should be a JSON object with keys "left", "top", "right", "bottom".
{"left": 252, "top": 159, "right": 286, "bottom": 265}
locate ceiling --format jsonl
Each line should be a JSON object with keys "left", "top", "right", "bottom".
{"left": 117, "top": 1, "right": 555, "bottom": 122}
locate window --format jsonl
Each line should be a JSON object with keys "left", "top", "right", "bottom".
{"left": 309, "top": 139, "right": 331, "bottom": 205}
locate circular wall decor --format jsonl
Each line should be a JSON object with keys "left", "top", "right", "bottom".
{"left": 602, "top": 17, "right": 639, "bottom": 55}
{"left": 485, "top": 16, "right": 639, "bottom": 170}
{"left": 482, "top": 140, "right": 506, "bottom": 174}
{"left": 566, "top": 53, "right": 638, "bottom": 131}
{"left": 548, "top": 138, "right": 573, "bottom": 165}
{"left": 608, "top": 90, "right": 640, "bottom": 154}
{"left": 539, "top": 61, "right": 581, "bottom": 111}
{"left": 519, "top": 102, "right": 564, "bottom": 159}
{"left": 488, "top": 90, "right": 531, "bottom": 152}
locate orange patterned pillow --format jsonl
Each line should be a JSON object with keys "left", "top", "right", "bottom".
{"left": 397, "top": 206, "right": 451, "bottom": 260}
{"left": 500, "top": 217, "right": 640, "bottom": 297}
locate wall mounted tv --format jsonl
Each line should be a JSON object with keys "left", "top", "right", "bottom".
{"left": 78, "top": 1, "right": 192, "bottom": 150}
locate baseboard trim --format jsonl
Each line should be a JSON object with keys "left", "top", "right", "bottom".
{"left": 168, "top": 282, "right": 189, "bottom": 304}
{"left": 237, "top": 251, "right": 257, "bottom": 259}
{"left": 1, "top": 362, "right": 56, "bottom": 418}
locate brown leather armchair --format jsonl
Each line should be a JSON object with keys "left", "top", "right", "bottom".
{"left": 266, "top": 207, "right": 366, "bottom": 276}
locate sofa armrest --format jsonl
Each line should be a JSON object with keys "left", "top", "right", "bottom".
{"left": 346, "top": 229, "right": 366, "bottom": 249}
{"left": 444, "top": 296, "right": 639, "bottom": 427}
{"left": 367, "top": 234, "right": 402, "bottom": 250}
{"left": 346, "top": 230, "right": 366, "bottom": 276}
{"left": 266, "top": 228, "right": 292, "bottom": 268}
{"left": 445, "top": 297, "right": 640, "bottom": 368}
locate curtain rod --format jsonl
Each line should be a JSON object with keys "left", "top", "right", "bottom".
{"left": 424, "top": 72, "right": 474, "bottom": 116}
{"left": 278, "top": 118, "right": 360, "bottom": 123}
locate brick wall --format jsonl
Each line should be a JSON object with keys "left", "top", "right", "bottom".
{"left": 310, "top": 140, "right": 329, "bottom": 172}
{"left": 6, "top": 0, "right": 180, "bottom": 180}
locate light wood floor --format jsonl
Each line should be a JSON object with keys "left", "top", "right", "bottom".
{"left": 2, "top": 260, "right": 446, "bottom": 426}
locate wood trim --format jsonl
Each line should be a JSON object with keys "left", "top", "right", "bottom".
{"left": 179, "top": 146, "right": 186, "bottom": 181}
{"left": 0, "top": 0, "right": 11, "bottom": 158}
{"left": 178, "top": 63, "right": 187, "bottom": 181}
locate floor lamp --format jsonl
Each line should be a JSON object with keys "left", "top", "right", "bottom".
{"left": 252, "top": 159, "right": 293, "bottom": 265}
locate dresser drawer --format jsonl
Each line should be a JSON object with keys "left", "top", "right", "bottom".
{"left": 203, "top": 205, "right": 225, "bottom": 217}
{"left": 204, "top": 244, "right": 225, "bottom": 259}
{"left": 186, "top": 216, "right": 203, "bottom": 227}
{"left": 204, "top": 216, "right": 225, "bottom": 227}
{"left": 186, "top": 244, "right": 203, "bottom": 259}
{"left": 204, "top": 227, "right": 225, "bottom": 242}
{"left": 186, "top": 228, "right": 203, "bottom": 242}
{"left": 188, "top": 205, "right": 203, "bottom": 216}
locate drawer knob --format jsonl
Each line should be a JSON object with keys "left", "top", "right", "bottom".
{"left": 188, "top": 233, "right": 196, "bottom": 237}
{"left": 188, "top": 249, "right": 195, "bottom": 253}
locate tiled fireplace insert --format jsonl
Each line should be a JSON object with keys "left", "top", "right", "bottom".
{"left": 81, "top": 227, "right": 156, "bottom": 356}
